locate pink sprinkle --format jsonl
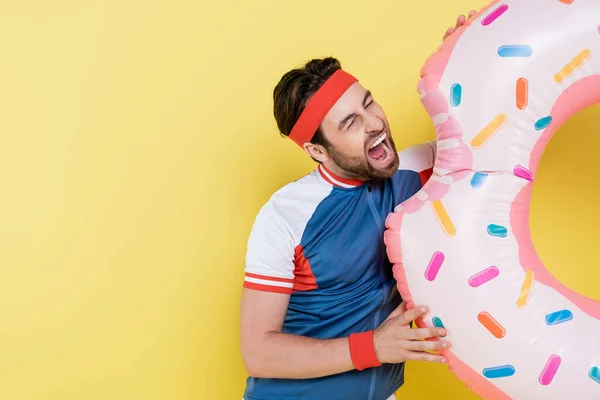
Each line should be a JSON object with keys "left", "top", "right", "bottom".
{"left": 469, "top": 266, "right": 500, "bottom": 287}
{"left": 425, "top": 251, "right": 445, "bottom": 281}
{"left": 482, "top": 4, "right": 509, "bottom": 26}
{"left": 539, "top": 355, "right": 561, "bottom": 385}
{"left": 514, "top": 165, "right": 533, "bottom": 182}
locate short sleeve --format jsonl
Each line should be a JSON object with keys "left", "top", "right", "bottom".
{"left": 243, "top": 202, "right": 296, "bottom": 295}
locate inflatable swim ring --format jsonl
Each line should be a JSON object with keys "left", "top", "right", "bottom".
{"left": 384, "top": 0, "right": 600, "bottom": 398}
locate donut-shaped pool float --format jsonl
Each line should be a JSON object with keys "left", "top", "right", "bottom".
{"left": 384, "top": 0, "right": 600, "bottom": 398}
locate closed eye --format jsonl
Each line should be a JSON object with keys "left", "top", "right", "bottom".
{"left": 363, "top": 90, "right": 373, "bottom": 108}
{"left": 338, "top": 91, "right": 375, "bottom": 131}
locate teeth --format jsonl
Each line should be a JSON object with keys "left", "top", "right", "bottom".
{"left": 370, "top": 133, "right": 387, "bottom": 149}
{"left": 381, "top": 143, "right": 390, "bottom": 160}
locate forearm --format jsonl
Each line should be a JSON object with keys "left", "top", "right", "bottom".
{"left": 243, "top": 331, "right": 354, "bottom": 379}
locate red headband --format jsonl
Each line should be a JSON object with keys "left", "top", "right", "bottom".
{"left": 288, "top": 69, "right": 358, "bottom": 147}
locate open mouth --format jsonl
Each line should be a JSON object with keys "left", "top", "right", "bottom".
{"left": 367, "top": 132, "right": 393, "bottom": 166}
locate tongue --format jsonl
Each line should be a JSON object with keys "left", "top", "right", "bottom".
{"left": 368, "top": 143, "right": 385, "bottom": 160}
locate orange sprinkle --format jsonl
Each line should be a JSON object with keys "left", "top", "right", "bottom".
{"left": 559, "top": 0, "right": 574, "bottom": 4}
{"left": 516, "top": 78, "right": 528, "bottom": 110}
{"left": 478, "top": 312, "right": 506, "bottom": 338}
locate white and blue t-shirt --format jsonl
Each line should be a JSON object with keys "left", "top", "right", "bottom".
{"left": 243, "top": 142, "right": 436, "bottom": 400}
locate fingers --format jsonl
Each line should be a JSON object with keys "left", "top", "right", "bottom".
{"left": 405, "top": 350, "right": 448, "bottom": 364}
{"left": 405, "top": 338, "right": 450, "bottom": 352}
{"left": 396, "top": 305, "right": 428, "bottom": 326}
{"left": 407, "top": 326, "right": 446, "bottom": 340}
{"left": 443, "top": 27, "right": 455, "bottom": 40}
{"left": 445, "top": 10, "right": 475, "bottom": 41}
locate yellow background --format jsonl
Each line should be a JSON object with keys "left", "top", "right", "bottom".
{"left": 0, "top": 0, "right": 598, "bottom": 399}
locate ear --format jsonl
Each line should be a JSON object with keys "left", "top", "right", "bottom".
{"left": 303, "top": 142, "right": 329, "bottom": 163}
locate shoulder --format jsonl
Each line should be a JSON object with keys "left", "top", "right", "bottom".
{"left": 243, "top": 169, "right": 333, "bottom": 293}
{"left": 247, "top": 169, "right": 333, "bottom": 252}
{"left": 256, "top": 169, "right": 333, "bottom": 224}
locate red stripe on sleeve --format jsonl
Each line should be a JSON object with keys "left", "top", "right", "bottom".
{"left": 243, "top": 281, "right": 294, "bottom": 294}
{"left": 245, "top": 272, "right": 294, "bottom": 284}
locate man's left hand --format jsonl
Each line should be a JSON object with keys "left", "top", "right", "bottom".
{"left": 443, "top": 10, "right": 477, "bottom": 41}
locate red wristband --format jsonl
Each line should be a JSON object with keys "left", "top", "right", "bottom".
{"left": 349, "top": 330, "right": 382, "bottom": 371}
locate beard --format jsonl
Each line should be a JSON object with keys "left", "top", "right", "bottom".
{"left": 326, "top": 133, "right": 400, "bottom": 180}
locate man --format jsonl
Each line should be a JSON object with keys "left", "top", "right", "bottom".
{"left": 240, "top": 12, "right": 475, "bottom": 400}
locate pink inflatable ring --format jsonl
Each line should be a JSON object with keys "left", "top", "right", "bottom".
{"left": 384, "top": 0, "right": 600, "bottom": 398}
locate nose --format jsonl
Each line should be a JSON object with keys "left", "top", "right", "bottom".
{"left": 365, "top": 112, "right": 384, "bottom": 134}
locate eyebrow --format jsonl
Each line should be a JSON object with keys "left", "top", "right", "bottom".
{"left": 337, "top": 90, "right": 372, "bottom": 131}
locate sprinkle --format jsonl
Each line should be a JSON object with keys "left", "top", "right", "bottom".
{"left": 514, "top": 165, "right": 533, "bottom": 182}
{"left": 516, "top": 78, "right": 528, "bottom": 110}
{"left": 469, "top": 266, "right": 500, "bottom": 287}
{"left": 450, "top": 83, "right": 462, "bottom": 106}
{"left": 478, "top": 312, "right": 506, "bottom": 338}
{"left": 545, "top": 310, "right": 573, "bottom": 326}
{"left": 517, "top": 270, "right": 534, "bottom": 308}
{"left": 498, "top": 45, "right": 533, "bottom": 58}
{"left": 539, "top": 355, "right": 561, "bottom": 385}
{"left": 432, "top": 317, "right": 446, "bottom": 337}
{"left": 425, "top": 251, "right": 445, "bottom": 281}
{"left": 431, "top": 200, "right": 457, "bottom": 237}
{"left": 589, "top": 366, "right": 600, "bottom": 384}
{"left": 472, "top": 114, "right": 508, "bottom": 149}
{"left": 535, "top": 116, "right": 553, "bottom": 130}
{"left": 487, "top": 224, "right": 507, "bottom": 238}
{"left": 470, "top": 172, "right": 488, "bottom": 188}
{"left": 559, "top": 0, "right": 574, "bottom": 4}
{"left": 555, "top": 49, "right": 592, "bottom": 83}
{"left": 483, "top": 365, "right": 515, "bottom": 378}
{"left": 482, "top": 4, "right": 509, "bottom": 26}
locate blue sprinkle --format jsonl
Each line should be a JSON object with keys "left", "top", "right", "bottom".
{"left": 545, "top": 309, "right": 573, "bottom": 326}
{"left": 450, "top": 84, "right": 462, "bottom": 107}
{"left": 535, "top": 116, "right": 553, "bottom": 130}
{"left": 589, "top": 366, "right": 600, "bottom": 384}
{"left": 432, "top": 317, "right": 446, "bottom": 337}
{"left": 487, "top": 224, "right": 508, "bottom": 238}
{"left": 483, "top": 365, "right": 516, "bottom": 378}
{"left": 498, "top": 45, "right": 533, "bottom": 57}
{"left": 471, "top": 172, "right": 488, "bottom": 188}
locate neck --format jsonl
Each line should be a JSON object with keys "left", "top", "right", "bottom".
{"left": 323, "top": 161, "right": 366, "bottom": 182}
{"left": 318, "top": 162, "right": 366, "bottom": 189}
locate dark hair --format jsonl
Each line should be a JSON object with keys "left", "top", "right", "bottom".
{"left": 273, "top": 57, "right": 342, "bottom": 158}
